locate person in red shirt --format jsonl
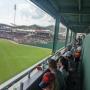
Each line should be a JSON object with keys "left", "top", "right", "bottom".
{"left": 39, "top": 71, "right": 55, "bottom": 90}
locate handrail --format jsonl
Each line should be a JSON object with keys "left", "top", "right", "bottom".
{"left": 55, "top": 46, "right": 65, "bottom": 54}
{"left": 0, "top": 47, "right": 64, "bottom": 90}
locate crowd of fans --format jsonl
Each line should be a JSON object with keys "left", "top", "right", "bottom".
{"left": 39, "top": 36, "right": 83, "bottom": 90}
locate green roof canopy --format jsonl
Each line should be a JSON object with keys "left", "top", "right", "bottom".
{"left": 31, "top": 0, "right": 90, "bottom": 33}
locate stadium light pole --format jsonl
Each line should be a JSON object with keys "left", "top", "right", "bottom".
{"left": 14, "top": 4, "right": 16, "bottom": 25}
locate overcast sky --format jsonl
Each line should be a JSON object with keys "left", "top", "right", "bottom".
{"left": 0, "top": 0, "right": 65, "bottom": 27}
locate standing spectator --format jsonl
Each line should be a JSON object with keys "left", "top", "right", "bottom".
{"left": 48, "top": 59, "right": 65, "bottom": 90}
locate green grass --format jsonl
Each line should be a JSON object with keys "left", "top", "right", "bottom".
{"left": 0, "top": 39, "right": 51, "bottom": 84}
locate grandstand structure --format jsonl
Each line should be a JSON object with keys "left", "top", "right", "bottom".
{"left": 0, "top": 24, "right": 66, "bottom": 44}
{"left": 1, "top": 0, "right": 90, "bottom": 90}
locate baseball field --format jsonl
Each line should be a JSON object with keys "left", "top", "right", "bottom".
{"left": 0, "top": 39, "right": 51, "bottom": 84}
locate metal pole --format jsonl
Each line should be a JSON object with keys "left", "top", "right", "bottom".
{"left": 72, "top": 32, "right": 77, "bottom": 45}
{"left": 65, "top": 28, "right": 69, "bottom": 47}
{"left": 20, "top": 82, "right": 24, "bottom": 90}
{"left": 14, "top": 4, "right": 16, "bottom": 25}
{"left": 28, "top": 72, "right": 30, "bottom": 79}
{"left": 70, "top": 31, "right": 72, "bottom": 43}
{"left": 74, "top": 32, "right": 77, "bottom": 41}
{"left": 52, "top": 18, "right": 60, "bottom": 54}
{"left": 72, "top": 32, "right": 75, "bottom": 41}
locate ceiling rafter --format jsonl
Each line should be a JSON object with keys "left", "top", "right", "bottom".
{"left": 30, "top": 0, "right": 90, "bottom": 33}
{"left": 57, "top": 7, "right": 90, "bottom": 15}
{"left": 48, "top": 0, "right": 70, "bottom": 28}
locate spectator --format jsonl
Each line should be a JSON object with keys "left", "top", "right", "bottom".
{"left": 76, "top": 45, "right": 81, "bottom": 51}
{"left": 39, "top": 71, "right": 55, "bottom": 90}
{"left": 77, "top": 36, "right": 82, "bottom": 45}
{"left": 62, "top": 50, "right": 72, "bottom": 59}
{"left": 48, "top": 59, "right": 65, "bottom": 90}
{"left": 74, "top": 49, "right": 81, "bottom": 71}
{"left": 57, "top": 59, "right": 69, "bottom": 81}
{"left": 71, "top": 44, "right": 76, "bottom": 54}
{"left": 62, "top": 47, "right": 72, "bottom": 59}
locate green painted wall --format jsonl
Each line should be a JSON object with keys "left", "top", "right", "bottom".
{"left": 82, "top": 34, "right": 90, "bottom": 90}
{"left": 29, "top": 41, "right": 65, "bottom": 50}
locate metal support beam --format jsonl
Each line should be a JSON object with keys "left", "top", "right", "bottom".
{"left": 75, "top": 33, "right": 77, "bottom": 39}
{"left": 20, "top": 82, "right": 24, "bottom": 90}
{"left": 65, "top": 28, "right": 69, "bottom": 47}
{"left": 73, "top": 32, "right": 77, "bottom": 41}
{"left": 67, "top": 22, "right": 90, "bottom": 26}
{"left": 78, "top": 0, "right": 82, "bottom": 23}
{"left": 60, "top": 12, "right": 90, "bottom": 15}
{"left": 70, "top": 31, "right": 72, "bottom": 43}
{"left": 52, "top": 18, "right": 60, "bottom": 54}
{"left": 72, "top": 32, "right": 76, "bottom": 42}
{"left": 68, "top": 24, "right": 88, "bottom": 27}
{"left": 58, "top": 7, "right": 90, "bottom": 15}
{"left": 31, "top": 0, "right": 60, "bottom": 18}
{"left": 72, "top": 32, "right": 74, "bottom": 40}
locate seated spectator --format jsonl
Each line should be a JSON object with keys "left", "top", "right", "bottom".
{"left": 76, "top": 45, "right": 81, "bottom": 52}
{"left": 48, "top": 59, "right": 65, "bottom": 90}
{"left": 67, "top": 44, "right": 72, "bottom": 51}
{"left": 77, "top": 36, "right": 82, "bottom": 45}
{"left": 71, "top": 44, "right": 76, "bottom": 54}
{"left": 39, "top": 71, "right": 55, "bottom": 90}
{"left": 62, "top": 47, "right": 72, "bottom": 63}
{"left": 74, "top": 49, "right": 81, "bottom": 71}
{"left": 57, "top": 59, "right": 69, "bottom": 81}
{"left": 61, "top": 46, "right": 75, "bottom": 72}
{"left": 74, "top": 50, "right": 81, "bottom": 59}
{"left": 58, "top": 56, "right": 69, "bottom": 72}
